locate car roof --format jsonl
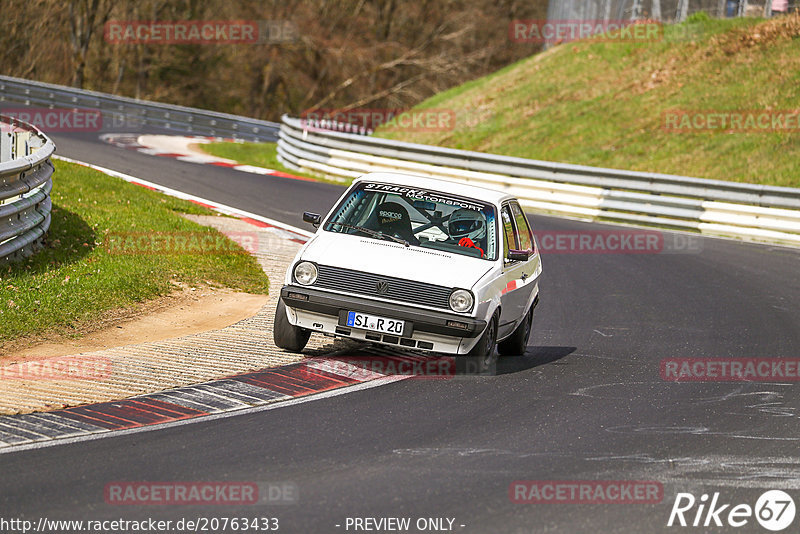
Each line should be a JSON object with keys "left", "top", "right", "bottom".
{"left": 353, "top": 172, "right": 515, "bottom": 206}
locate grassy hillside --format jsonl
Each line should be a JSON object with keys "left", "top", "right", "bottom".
{"left": 376, "top": 13, "right": 800, "bottom": 188}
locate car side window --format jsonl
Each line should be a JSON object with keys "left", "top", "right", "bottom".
{"left": 510, "top": 202, "right": 533, "bottom": 251}
{"left": 501, "top": 205, "right": 517, "bottom": 258}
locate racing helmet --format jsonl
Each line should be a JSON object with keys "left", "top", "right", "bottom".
{"left": 448, "top": 208, "right": 486, "bottom": 242}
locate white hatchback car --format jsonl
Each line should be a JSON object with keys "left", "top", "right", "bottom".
{"left": 274, "top": 172, "right": 542, "bottom": 374}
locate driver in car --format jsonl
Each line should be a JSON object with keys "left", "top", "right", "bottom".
{"left": 448, "top": 208, "right": 487, "bottom": 257}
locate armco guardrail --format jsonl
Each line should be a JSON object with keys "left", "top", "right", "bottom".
{"left": 277, "top": 115, "right": 800, "bottom": 246}
{"left": 0, "top": 75, "right": 279, "bottom": 142}
{"left": 0, "top": 116, "right": 55, "bottom": 262}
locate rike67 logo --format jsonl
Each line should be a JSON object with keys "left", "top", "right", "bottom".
{"left": 668, "top": 490, "right": 796, "bottom": 531}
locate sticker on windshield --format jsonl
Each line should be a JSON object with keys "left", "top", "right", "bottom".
{"left": 363, "top": 183, "right": 485, "bottom": 212}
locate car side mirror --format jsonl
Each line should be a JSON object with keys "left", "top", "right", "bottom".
{"left": 303, "top": 212, "right": 321, "bottom": 227}
{"left": 507, "top": 249, "right": 532, "bottom": 262}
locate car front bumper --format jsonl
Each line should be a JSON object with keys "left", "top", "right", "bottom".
{"left": 280, "top": 285, "right": 487, "bottom": 354}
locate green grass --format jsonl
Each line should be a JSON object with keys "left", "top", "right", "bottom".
{"left": 199, "top": 141, "right": 347, "bottom": 184}
{"left": 0, "top": 160, "right": 269, "bottom": 345}
{"left": 376, "top": 14, "right": 800, "bottom": 188}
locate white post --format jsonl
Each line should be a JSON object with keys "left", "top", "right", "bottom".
{"left": 676, "top": 0, "right": 689, "bottom": 21}
{"left": 0, "top": 131, "right": 11, "bottom": 162}
{"left": 652, "top": 0, "right": 662, "bottom": 20}
{"left": 738, "top": 0, "right": 748, "bottom": 16}
{"left": 631, "top": 0, "right": 643, "bottom": 19}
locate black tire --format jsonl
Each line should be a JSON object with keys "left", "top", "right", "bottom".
{"left": 498, "top": 305, "right": 534, "bottom": 356}
{"left": 462, "top": 314, "right": 498, "bottom": 376}
{"left": 273, "top": 297, "right": 311, "bottom": 352}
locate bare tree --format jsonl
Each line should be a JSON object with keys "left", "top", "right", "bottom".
{"left": 67, "top": 0, "right": 112, "bottom": 88}
{"left": 3, "top": 0, "right": 549, "bottom": 120}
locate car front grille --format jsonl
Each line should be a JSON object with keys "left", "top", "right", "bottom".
{"left": 314, "top": 265, "right": 452, "bottom": 310}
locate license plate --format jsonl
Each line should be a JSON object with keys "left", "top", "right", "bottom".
{"left": 346, "top": 311, "right": 404, "bottom": 335}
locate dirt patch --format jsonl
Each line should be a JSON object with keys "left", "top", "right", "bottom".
{"left": 0, "top": 286, "right": 268, "bottom": 362}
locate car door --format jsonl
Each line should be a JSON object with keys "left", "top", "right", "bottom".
{"left": 509, "top": 200, "right": 540, "bottom": 307}
{"left": 498, "top": 202, "right": 539, "bottom": 338}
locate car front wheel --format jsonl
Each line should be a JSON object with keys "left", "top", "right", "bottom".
{"left": 463, "top": 314, "right": 498, "bottom": 375}
{"left": 497, "top": 305, "right": 534, "bottom": 356}
{"left": 273, "top": 297, "right": 311, "bottom": 352}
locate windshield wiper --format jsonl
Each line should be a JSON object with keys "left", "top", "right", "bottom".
{"left": 329, "top": 222, "right": 410, "bottom": 247}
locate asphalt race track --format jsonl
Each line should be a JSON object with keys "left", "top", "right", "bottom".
{"left": 2, "top": 129, "right": 799, "bottom": 533}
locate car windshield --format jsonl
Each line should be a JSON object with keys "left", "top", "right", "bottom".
{"left": 323, "top": 181, "right": 497, "bottom": 260}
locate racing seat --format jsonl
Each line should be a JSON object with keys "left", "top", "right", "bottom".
{"left": 366, "top": 201, "right": 419, "bottom": 245}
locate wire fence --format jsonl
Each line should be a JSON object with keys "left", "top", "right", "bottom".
{"left": 545, "top": 0, "right": 786, "bottom": 23}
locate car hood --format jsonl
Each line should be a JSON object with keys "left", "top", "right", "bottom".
{"left": 300, "top": 233, "right": 493, "bottom": 290}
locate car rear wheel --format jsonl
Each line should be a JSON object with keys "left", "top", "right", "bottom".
{"left": 273, "top": 297, "right": 311, "bottom": 352}
{"left": 463, "top": 314, "right": 498, "bottom": 375}
{"left": 498, "top": 305, "right": 534, "bottom": 356}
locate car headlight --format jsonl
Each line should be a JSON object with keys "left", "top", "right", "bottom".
{"left": 449, "top": 289, "right": 474, "bottom": 313}
{"left": 293, "top": 261, "right": 318, "bottom": 286}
